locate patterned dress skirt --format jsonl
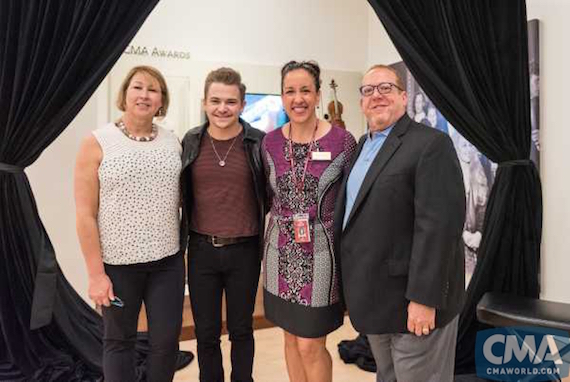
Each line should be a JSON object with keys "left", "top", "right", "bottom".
{"left": 261, "top": 126, "right": 356, "bottom": 338}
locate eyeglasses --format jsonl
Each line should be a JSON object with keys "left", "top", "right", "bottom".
{"left": 359, "top": 82, "right": 403, "bottom": 97}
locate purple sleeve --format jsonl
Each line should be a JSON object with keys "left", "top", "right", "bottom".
{"left": 342, "top": 130, "right": 357, "bottom": 172}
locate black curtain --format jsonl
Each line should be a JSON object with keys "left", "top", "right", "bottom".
{"left": 368, "top": 0, "right": 542, "bottom": 373}
{"left": 0, "top": 1, "right": 184, "bottom": 380}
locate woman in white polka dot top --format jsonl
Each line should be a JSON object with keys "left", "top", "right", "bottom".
{"left": 74, "top": 66, "right": 184, "bottom": 382}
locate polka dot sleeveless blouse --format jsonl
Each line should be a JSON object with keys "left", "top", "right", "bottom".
{"left": 93, "top": 123, "right": 182, "bottom": 265}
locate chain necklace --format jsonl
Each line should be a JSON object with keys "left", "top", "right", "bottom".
{"left": 116, "top": 120, "right": 158, "bottom": 142}
{"left": 209, "top": 131, "right": 240, "bottom": 167}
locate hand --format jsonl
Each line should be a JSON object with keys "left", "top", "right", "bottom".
{"left": 88, "top": 273, "right": 115, "bottom": 307}
{"left": 407, "top": 301, "right": 436, "bottom": 337}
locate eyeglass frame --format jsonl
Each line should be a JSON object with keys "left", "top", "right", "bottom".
{"left": 359, "top": 82, "right": 404, "bottom": 97}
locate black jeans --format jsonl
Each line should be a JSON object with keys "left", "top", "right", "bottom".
{"left": 188, "top": 234, "right": 261, "bottom": 382}
{"left": 102, "top": 252, "right": 185, "bottom": 382}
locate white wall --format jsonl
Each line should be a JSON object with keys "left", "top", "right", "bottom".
{"left": 130, "top": 0, "right": 369, "bottom": 71}
{"left": 366, "top": 8, "right": 402, "bottom": 67}
{"left": 526, "top": 0, "right": 570, "bottom": 303}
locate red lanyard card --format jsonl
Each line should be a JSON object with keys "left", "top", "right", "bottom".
{"left": 293, "top": 213, "right": 311, "bottom": 243}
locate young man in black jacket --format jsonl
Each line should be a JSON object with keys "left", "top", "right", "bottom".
{"left": 180, "top": 67, "right": 265, "bottom": 382}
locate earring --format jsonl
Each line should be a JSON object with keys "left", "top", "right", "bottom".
{"left": 156, "top": 107, "right": 164, "bottom": 117}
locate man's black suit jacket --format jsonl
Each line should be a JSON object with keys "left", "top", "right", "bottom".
{"left": 334, "top": 114, "right": 466, "bottom": 334}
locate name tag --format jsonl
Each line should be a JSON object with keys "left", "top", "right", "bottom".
{"left": 311, "top": 151, "right": 331, "bottom": 161}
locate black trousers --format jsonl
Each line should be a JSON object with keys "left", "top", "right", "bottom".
{"left": 102, "top": 252, "right": 185, "bottom": 382}
{"left": 188, "top": 234, "right": 261, "bottom": 382}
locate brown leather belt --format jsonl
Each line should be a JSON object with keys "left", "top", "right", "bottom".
{"left": 195, "top": 233, "right": 255, "bottom": 248}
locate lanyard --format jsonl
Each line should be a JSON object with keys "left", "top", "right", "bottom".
{"left": 288, "top": 120, "right": 318, "bottom": 193}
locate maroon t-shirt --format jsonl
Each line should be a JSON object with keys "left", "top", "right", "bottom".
{"left": 190, "top": 131, "right": 259, "bottom": 238}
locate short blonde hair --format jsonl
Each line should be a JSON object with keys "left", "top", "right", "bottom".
{"left": 364, "top": 64, "right": 405, "bottom": 90}
{"left": 116, "top": 65, "right": 170, "bottom": 117}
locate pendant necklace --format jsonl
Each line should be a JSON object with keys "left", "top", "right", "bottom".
{"left": 209, "top": 131, "right": 239, "bottom": 167}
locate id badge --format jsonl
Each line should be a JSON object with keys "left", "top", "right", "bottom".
{"left": 293, "top": 213, "right": 311, "bottom": 243}
{"left": 311, "top": 151, "right": 331, "bottom": 161}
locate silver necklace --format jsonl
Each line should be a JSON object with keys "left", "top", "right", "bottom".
{"left": 117, "top": 120, "right": 157, "bottom": 142}
{"left": 209, "top": 132, "right": 239, "bottom": 167}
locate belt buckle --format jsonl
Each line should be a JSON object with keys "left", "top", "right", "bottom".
{"left": 211, "top": 236, "right": 225, "bottom": 248}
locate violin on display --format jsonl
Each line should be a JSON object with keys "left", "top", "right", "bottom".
{"left": 327, "top": 79, "right": 346, "bottom": 129}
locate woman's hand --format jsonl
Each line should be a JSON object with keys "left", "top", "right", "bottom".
{"left": 88, "top": 273, "right": 115, "bottom": 307}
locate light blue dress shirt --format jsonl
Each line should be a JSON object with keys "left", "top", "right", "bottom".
{"left": 343, "top": 126, "right": 394, "bottom": 229}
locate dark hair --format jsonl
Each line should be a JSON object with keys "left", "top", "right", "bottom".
{"left": 280, "top": 60, "right": 322, "bottom": 93}
{"left": 204, "top": 67, "right": 246, "bottom": 102}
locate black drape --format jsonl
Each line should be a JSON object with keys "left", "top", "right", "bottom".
{"left": 368, "top": 0, "right": 542, "bottom": 373}
{"left": 0, "top": 1, "right": 193, "bottom": 381}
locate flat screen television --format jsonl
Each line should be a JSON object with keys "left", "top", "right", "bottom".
{"left": 241, "top": 93, "right": 289, "bottom": 133}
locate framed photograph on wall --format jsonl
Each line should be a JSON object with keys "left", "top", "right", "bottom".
{"left": 528, "top": 19, "right": 540, "bottom": 168}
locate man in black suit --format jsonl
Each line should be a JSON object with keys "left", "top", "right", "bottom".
{"left": 334, "top": 65, "right": 466, "bottom": 382}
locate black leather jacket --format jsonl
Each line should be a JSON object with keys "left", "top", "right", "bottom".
{"left": 179, "top": 118, "right": 266, "bottom": 255}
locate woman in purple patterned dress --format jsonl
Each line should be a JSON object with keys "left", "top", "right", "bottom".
{"left": 262, "top": 60, "right": 356, "bottom": 382}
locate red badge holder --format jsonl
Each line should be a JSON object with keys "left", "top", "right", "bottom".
{"left": 293, "top": 213, "right": 311, "bottom": 243}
